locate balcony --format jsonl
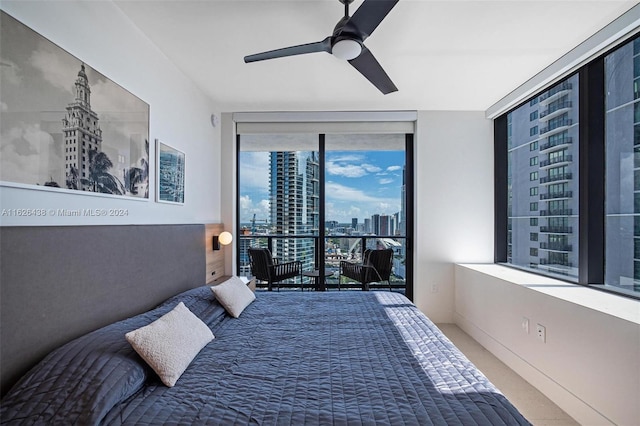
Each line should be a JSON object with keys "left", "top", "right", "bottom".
{"left": 539, "top": 226, "right": 572, "bottom": 234}
{"left": 539, "top": 82, "right": 572, "bottom": 105}
{"left": 540, "top": 173, "right": 572, "bottom": 184}
{"left": 238, "top": 234, "right": 408, "bottom": 291}
{"left": 540, "top": 209, "right": 573, "bottom": 216}
{"left": 540, "top": 136, "right": 572, "bottom": 152}
{"left": 540, "top": 190, "right": 573, "bottom": 200}
{"left": 540, "top": 119, "right": 573, "bottom": 136}
{"left": 540, "top": 242, "right": 573, "bottom": 252}
{"left": 540, "top": 155, "right": 573, "bottom": 168}
{"left": 539, "top": 101, "right": 573, "bottom": 122}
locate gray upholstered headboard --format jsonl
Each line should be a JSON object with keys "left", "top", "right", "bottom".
{"left": 0, "top": 224, "right": 206, "bottom": 396}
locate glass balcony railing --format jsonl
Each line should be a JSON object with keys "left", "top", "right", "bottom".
{"left": 540, "top": 173, "right": 573, "bottom": 184}
{"left": 540, "top": 190, "right": 573, "bottom": 200}
{"left": 540, "top": 208, "right": 573, "bottom": 216}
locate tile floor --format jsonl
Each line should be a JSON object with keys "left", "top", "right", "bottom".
{"left": 437, "top": 323, "right": 579, "bottom": 426}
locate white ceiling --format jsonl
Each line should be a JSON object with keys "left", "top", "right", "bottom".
{"left": 114, "top": 0, "right": 639, "bottom": 112}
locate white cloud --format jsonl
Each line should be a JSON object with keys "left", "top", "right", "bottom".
{"left": 0, "top": 124, "right": 62, "bottom": 185}
{"left": 239, "top": 194, "right": 270, "bottom": 223}
{"left": 387, "top": 165, "right": 402, "bottom": 172}
{"left": 326, "top": 161, "right": 381, "bottom": 178}
{"left": 0, "top": 60, "right": 22, "bottom": 87}
{"left": 29, "top": 43, "right": 76, "bottom": 94}
{"left": 378, "top": 178, "right": 394, "bottom": 185}
{"left": 240, "top": 151, "right": 270, "bottom": 191}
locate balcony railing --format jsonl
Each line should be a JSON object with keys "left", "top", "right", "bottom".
{"left": 540, "top": 173, "right": 572, "bottom": 184}
{"left": 539, "top": 101, "right": 573, "bottom": 119}
{"left": 540, "top": 155, "right": 573, "bottom": 168}
{"left": 539, "top": 82, "right": 573, "bottom": 102}
{"left": 540, "top": 119, "right": 573, "bottom": 135}
{"left": 540, "top": 190, "right": 573, "bottom": 200}
{"left": 237, "top": 234, "right": 408, "bottom": 291}
{"left": 540, "top": 242, "right": 572, "bottom": 251}
{"left": 540, "top": 136, "right": 572, "bottom": 152}
{"left": 539, "top": 226, "right": 573, "bottom": 234}
{"left": 540, "top": 209, "right": 573, "bottom": 216}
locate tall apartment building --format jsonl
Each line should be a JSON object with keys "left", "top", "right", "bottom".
{"left": 62, "top": 64, "right": 103, "bottom": 190}
{"left": 269, "top": 150, "right": 319, "bottom": 271}
{"left": 604, "top": 37, "right": 640, "bottom": 291}
{"left": 508, "top": 74, "right": 580, "bottom": 278}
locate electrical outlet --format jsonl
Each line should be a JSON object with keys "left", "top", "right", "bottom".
{"left": 521, "top": 317, "right": 530, "bottom": 334}
{"left": 431, "top": 284, "right": 439, "bottom": 293}
{"left": 536, "top": 323, "right": 546, "bottom": 343}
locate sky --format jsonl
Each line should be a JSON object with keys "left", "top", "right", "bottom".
{"left": 239, "top": 148, "right": 404, "bottom": 225}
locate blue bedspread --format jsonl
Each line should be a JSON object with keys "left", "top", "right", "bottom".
{"left": 1, "top": 287, "right": 530, "bottom": 425}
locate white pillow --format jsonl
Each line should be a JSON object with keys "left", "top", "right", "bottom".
{"left": 211, "top": 276, "right": 256, "bottom": 318}
{"left": 125, "top": 302, "right": 214, "bottom": 387}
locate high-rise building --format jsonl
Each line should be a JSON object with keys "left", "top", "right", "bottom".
{"left": 604, "top": 38, "right": 640, "bottom": 290}
{"left": 269, "top": 150, "right": 319, "bottom": 271}
{"left": 62, "top": 64, "right": 102, "bottom": 190}
{"left": 380, "top": 215, "right": 391, "bottom": 236}
{"left": 371, "top": 214, "right": 380, "bottom": 235}
{"left": 508, "top": 74, "right": 579, "bottom": 278}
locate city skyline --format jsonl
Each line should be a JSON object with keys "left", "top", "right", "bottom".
{"left": 239, "top": 149, "right": 404, "bottom": 225}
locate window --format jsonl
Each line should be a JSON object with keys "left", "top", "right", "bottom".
{"left": 605, "top": 36, "right": 640, "bottom": 295}
{"left": 502, "top": 74, "right": 580, "bottom": 281}
{"left": 530, "top": 111, "right": 538, "bottom": 121}
{"left": 237, "top": 127, "right": 413, "bottom": 296}
{"left": 496, "top": 34, "right": 640, "bottom": 298}
{"left": 530, "top": 126, "right": 538, "bottom": 136}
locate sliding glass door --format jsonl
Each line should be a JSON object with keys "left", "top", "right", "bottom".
{"left": 237, "top": 130, "right": 413, "bottom": 296}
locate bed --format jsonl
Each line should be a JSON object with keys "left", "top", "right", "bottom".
{"left": 0, "top": 284, "right": 531, "bottom": 425}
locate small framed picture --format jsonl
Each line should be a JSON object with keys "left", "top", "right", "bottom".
{"left": 156, "top": 139, "right": 185, "bottom": 204}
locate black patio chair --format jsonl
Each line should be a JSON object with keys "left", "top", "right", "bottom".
{"left": 339, "top": 248, "right": 393, "bottom": 291}
{"left": 248, "top": 248, "right": 303, "bottom": 291}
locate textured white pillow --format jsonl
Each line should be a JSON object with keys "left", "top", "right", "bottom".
{"left": 125, "top": 302, "right": 214, "bottom": 387}
{"left": 211, "top": 276, "right": 256, "bottom": 318}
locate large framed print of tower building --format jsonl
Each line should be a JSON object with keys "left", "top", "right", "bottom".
{"left": 0, "top": 11, "right": 149, "bottom": 199}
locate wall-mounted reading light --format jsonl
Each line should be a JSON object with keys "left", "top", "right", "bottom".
{"left": 212, "top": 231, "right": 233, "bottom": 250}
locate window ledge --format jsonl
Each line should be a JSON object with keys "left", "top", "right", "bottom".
{"left": 457, "top": 263, "right": 640, "bottom": 325}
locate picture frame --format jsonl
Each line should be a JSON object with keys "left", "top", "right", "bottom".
{"left": 156, "top": 139, "right": 185, "bottom": 204}
{"left": 0, "top": 11, "right": 150, "bottom": 200}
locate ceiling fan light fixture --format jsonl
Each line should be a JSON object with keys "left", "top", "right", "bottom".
{"left": 332, "top": 39, "right": 362, "bottom": 60}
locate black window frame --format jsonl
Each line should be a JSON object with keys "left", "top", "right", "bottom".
{"left": 495, "top": 35, "right": 639, "bottom": 301}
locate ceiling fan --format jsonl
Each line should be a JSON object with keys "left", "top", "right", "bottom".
{"left": 244, "top": 0, "right": 399, "bottom": 95}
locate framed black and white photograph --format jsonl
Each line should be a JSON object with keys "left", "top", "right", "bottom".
{"left": 0, "top": 11, "right": 150, "bottom": 199}
{"left": 156, "top": 140, "right": 185, "bottom": 204}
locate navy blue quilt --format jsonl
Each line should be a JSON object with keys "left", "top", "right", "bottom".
{"left": 1, "top": 288, "right": 530, "bottom": 425}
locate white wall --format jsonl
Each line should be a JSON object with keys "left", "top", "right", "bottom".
{"left": 413, "top": 111, "right": 494, "bottom": 322}
{"left": 455, "top": 264, "right": 640, "bottom": 425}
{"left": 0, "top": 1, "right": 221, "bottom": 226}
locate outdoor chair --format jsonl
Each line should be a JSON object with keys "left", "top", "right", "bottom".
{"left": 248, "top": 248, "right": 303, "bottom": 291}
{"left": 339, "top": 248, "right": 393, "bottom": 291}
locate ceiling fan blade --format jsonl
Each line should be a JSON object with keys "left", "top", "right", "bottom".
{"left": 244, "top": 37, "right": 332, "bottom": 63}
{"left": 348, "top": 46, "right": 397, "bottom": 95}
{"left": 343, "top": 0, "right": 399, "bottom": 40}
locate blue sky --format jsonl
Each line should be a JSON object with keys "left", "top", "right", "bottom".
{"left": 239, "top": 150, "right": 404, "bottom": 224}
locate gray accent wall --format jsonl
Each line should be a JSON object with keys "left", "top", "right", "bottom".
{"left": 0, "top": 224, "right": 205, "bottom": 396}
